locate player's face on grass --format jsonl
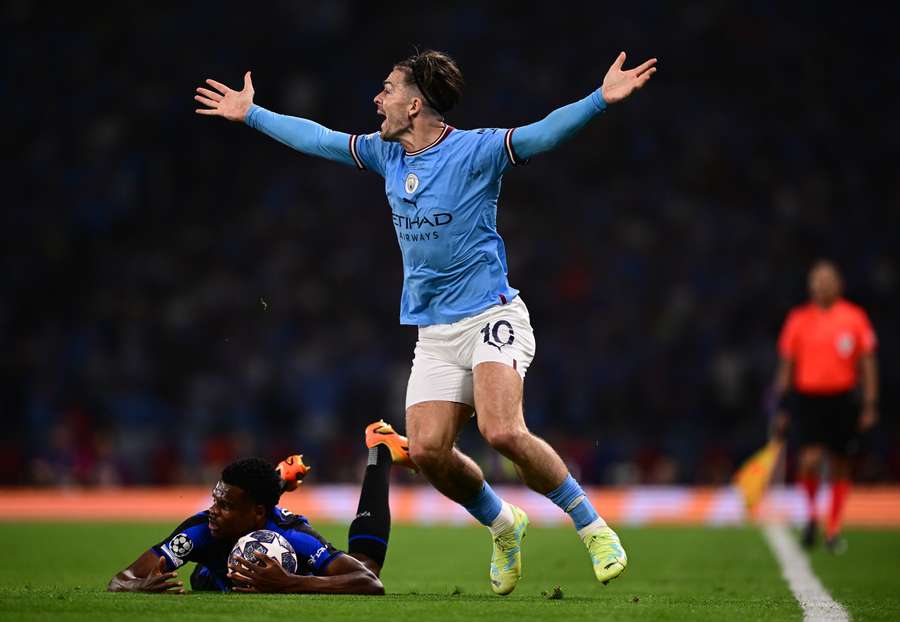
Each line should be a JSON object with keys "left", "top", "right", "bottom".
{"left": 809, "top": 264, "right": 842, "bottom": 307}
{"left": 374, "top": 68, "right": 417, "bottom": 141}
{"left": 207, "top": 481, "right": 266, "bottom": 542}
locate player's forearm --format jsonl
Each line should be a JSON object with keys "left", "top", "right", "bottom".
{"left": 510, "top": 90, "right": 606, "bottom": 160}
{"left": 281, "top": 570, "right": 384, "bottom": 595}
{"left": 860, "top": 355, "right": 879, "bottom": 407}
{"left": 774, "top": 358, "right": 793, "bottom": 397}
{"left": 107, "top": 570, "right": 145, "bottom": 592}
{"left": 244, "top": 105, "right": 356, "bottom": 167}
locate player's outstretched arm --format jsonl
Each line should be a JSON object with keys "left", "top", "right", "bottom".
{"left": 510, "top": 51, "right": 656, "bottom": 160}
{"left": 229, "top": 551, "right": 384, "bottom": 595}
{"left": 107, "top": 550, "right": 184, "bottom": 593}
{"left": 194, "top": 71, "right": 357, "bottom": 167}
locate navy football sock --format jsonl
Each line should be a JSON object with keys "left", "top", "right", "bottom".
{"left": 348, "top": 444, "right": 392, "bottom": 568}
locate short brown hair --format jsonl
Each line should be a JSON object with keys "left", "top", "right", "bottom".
{"left": 395, "top": 49, "right": 464, "bottom": 115}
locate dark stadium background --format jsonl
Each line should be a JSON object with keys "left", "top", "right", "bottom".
{"left": 3, "top": 1, "right": 898, "bottom": 487}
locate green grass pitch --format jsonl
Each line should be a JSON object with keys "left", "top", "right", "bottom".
{"left": 2, "top": 522, "right": 898, "bottom": 621}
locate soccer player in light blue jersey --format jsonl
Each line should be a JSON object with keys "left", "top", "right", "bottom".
{"left": 195, "top": 48, "right": 656, "bottom": 594}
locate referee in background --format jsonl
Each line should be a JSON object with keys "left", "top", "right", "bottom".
{"left": 772, "top": 260, "right": 879, "bottom": 553}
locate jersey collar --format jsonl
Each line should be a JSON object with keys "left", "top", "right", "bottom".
{"left": 404, "top": 124, "right": 454, "bottom": 157}
{"left": 813, "top": 297, "right": 844, "bottom": 313}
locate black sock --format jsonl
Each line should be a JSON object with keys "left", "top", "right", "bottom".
{"left": 348, "top": 444, "right": 392, "bottom": 568}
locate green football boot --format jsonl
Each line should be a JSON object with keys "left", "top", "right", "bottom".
{"left": 582, "top": 525, "right": 627, "bottom": 584}
{"left": 490, "top": 505, "right": 529, "bottom": 595}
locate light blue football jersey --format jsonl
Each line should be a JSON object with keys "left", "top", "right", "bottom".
{"left": 350, "top": 126, "right": 523, "bottom": 326}
{"left": 246, "top": 91, "right": 605, "bottom": 326}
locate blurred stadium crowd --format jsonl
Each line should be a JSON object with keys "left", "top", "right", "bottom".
{"left": 3, "top": 2, "right": 898, "bottom": 486}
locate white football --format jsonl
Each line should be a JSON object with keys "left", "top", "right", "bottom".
{"left": 228, "top": 529, "right": 298, "bottom": 574}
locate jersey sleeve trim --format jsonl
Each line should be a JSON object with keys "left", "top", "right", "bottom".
{"left": 151, "top": 544, "right": 180, "bottom": 570}
{"left": 504, "top": 128, "right": 525, "bottom": 166}
{"left": 349, "top": 134, "right": 365, "bottom": 170}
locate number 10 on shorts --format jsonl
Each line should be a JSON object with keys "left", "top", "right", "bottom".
{"left": 480, "top": 320, "right": 515, "bottom": 352}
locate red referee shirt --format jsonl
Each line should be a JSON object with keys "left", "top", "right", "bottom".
{"left": 778, "top": 298, "right": 877, "bottom": 395}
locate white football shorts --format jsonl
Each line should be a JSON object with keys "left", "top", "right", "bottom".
{"left": 405, "top": 296, "right": 537, "bottom": 409}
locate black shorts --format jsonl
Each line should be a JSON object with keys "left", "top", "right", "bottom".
{"left": 190, "top": 564, "right": 229, "bottom": 592}
{"left": 789, "top": 391, "right": 860, "bottom": 456}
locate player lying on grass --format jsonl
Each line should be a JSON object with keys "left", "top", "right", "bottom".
{"left": 195, "top": 47, "right": 655, "bottom": 596}
{"left": 108, "top": 421, "right": 413, "bottom": 594}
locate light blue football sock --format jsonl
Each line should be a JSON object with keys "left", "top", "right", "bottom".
{"left": 462, "top": 481, "right": 503, "bottom": 526}
{"left": 546, "top": 474, "right": 600, "bottom": 530}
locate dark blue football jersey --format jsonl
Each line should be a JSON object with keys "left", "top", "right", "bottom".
{"left": 151, "top": 506, "right": 340, "bottom": 591}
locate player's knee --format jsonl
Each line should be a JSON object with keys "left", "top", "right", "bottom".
{"left": 408, "top": 441, "right": 450, "bottom": 471}
{"left": 829, "top": 455, "right": 851, "bottom": 478}
{"left": 799, "top": 446, "right": 824, "bottom": 469}
{"left": 481, "top": 425, "right": 529, "bottom": 456}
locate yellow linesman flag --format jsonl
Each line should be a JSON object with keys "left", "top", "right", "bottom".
{"left": 733, "top": 439, "right": 784, "bottom": 514}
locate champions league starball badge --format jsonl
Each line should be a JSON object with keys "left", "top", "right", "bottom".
{"left": 169, "top": 533, "right": 193, "bottom": 557}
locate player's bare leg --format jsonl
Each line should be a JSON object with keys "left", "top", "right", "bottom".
{"left": 798, "top": 445, "right": 826, "bottom": 475}
{"left": 797, "top": 444, "right": 825, "bottom": 548}
{"left": 473, "top": 362, "right": 627, "bottom": 585}
{"left": 473, "top": 363, "right": 567, "bottom": 491}
{"left": 406, "top": 400, "right": 528, "bottom": 594}
{"left": 829, "top": 454, "right": 851, "bottom": 483}
{"left": 405, "top": 401, "right": 482, "bottom": 502}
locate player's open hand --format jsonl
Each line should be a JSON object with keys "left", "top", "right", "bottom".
{"left": 601, "top": 52, "right": 657, "bottom": 104}
{"left": 195, "top": 71, "right": 255, "bottom": 122}
{"left": 136, "top": 556, "right": 184, "bottom": 593}
{"left": 228, "top": 552, "right": 293, "bottom": 593}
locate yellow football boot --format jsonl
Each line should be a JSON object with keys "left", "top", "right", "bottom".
{"left": 582, "top": 525, "right": 627, "bottom": 584}
{"left": 490, "top": 505, "right": 529, "bottom": 595}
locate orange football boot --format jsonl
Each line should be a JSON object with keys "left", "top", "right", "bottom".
{"left": 365, "top": 420, "right": 417, "bottom": 471}
{"left": 276, "top": 454, "right": 311, "bottom": 492}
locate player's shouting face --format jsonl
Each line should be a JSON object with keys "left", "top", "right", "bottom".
{"left": 374, "top": 68, "right": 421, "bottom": 142}
{"left": 373, "top": 51, "right": 463, "bottom": 142}
{"left": 207, "top": 481, "right": 268, "bottom": 542}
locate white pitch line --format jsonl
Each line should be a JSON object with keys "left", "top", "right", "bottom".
{"left": 762, "top": 523, "right": 850, "bottom": 621}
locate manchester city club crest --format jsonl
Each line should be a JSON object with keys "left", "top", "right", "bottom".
{"left": 405, "top": 172, "right": 419, "bottom": 194}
